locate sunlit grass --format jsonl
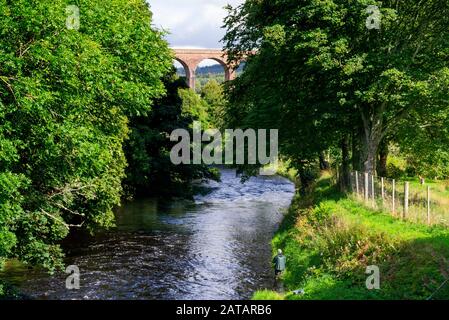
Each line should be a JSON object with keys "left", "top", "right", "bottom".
{"left": 252, "top": 290, "right": 284, "bottom": 300}
{"left": 351, "top": 175, "right": 449, "bottom": 226}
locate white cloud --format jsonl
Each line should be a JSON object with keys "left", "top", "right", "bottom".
{"left": 148, "top": 0, "right": 244, "bottom": 49}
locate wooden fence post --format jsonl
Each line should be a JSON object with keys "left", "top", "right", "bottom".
{"left": 403, "top": 182, "right": 409, "bottom": 220}
{"left": 364, "top": 172, "right": 369, "bottom": 201}
{"left": 349, "top": 171, "right": 353, "bottom": 192}
{"left": 371, "top": 174, "right": 375, "bottom": 208}
{"left": 355, "top": 171, "right": 359, "bottom": 196}
{"left": 381, "top": 177, "right": 385, "bottom": 201}
{"left": 427, "top": 186, "right": 431, "bottom": 225}
{"left": 392, "top": 179, "right": 396, "bottom": 215}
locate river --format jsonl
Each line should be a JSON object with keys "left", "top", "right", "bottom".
{"left": 1, "top": 169, "right": 295, "bottom": 300}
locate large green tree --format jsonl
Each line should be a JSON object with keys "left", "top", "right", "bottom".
{"left": 223, "top": 0, "right": 449, "bottom": 176}
{"left": 0, "top": 0, "right": 172, "bottom": 271}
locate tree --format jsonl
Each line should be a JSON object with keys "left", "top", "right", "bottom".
{"left": 223, "top": 1, "right": 349, "bottom": 184}
{"left": 201, "top": 80, "right": 227, "bottom": 128}
{"left": 123, "top": 73, "right": 219, "bottom": 197}
{"left": 223, "top": 0, "right": 449, "bottom": 177}
{"left": 393, "top": 93, "right": 449, "bottom": 179}
{"left": 177, "top": 87, "right": 210, "bottom": 125}
{"left": 0, "top": 0, "right": 172, "bottom": 271}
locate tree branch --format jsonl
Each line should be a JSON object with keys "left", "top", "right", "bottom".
{"left": 40, "top": 210, "right": 85, "bottom": 230}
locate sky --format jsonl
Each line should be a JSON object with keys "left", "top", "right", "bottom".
{"left": 148, "top": 0, "right": 244, "bottom": 49}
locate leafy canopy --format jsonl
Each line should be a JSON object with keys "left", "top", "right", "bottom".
{"left": 0, "top": 0, "right": 172, "bottom": 271}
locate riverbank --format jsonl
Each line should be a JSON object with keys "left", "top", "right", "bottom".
{"left": 0, "top": 278, "right": 24, "bottom": 300}
{"left": 254, "top": 172, "right": 449, "bottom": 300}
{"left": 274, "top": 161, "right": 298, "bottom": 186}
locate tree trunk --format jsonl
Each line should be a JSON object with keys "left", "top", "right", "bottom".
{"left": 298, "top": 166, "right": 314, "bottom": 195}
{"left": 377, "top": 138, "right": 389, "bottom": 177}
{"left": 352, "top": 128, "right": 362, "bottom": 171}
{"left": 360, "top": 106, "right": 384, "bottom": 174}
{"left": 341, "top": 135, "right": 350, "bottom": 190}
{"left": 319, "top": 152, "right": 330, "bottom": 170}
{"left": 362, "top": 139, "right": 379, "bottom": 174}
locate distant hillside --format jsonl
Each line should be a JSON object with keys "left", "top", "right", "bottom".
{"left": 176, "top": 62, "right": 245, "bottom": 76}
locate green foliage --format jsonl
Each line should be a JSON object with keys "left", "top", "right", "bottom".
{"left": 275, "top": 160, "right": 298, "bottom": 184}
{"left": 223, "top": 0, "right": 449, "bottom": 176}
{"left": 386, "top": 143, "right": 449, "bottom": 180}
{"left": 0, "top": 0, "right": 172, "bottom": 271}
{"left": 178, "top": 88, "right": 210, "bottom": 126}
{"left": 386, "top": 153, "right": 407, "bottom": 179}
{"left": 123, "top": 73, "right": 219, "bottom": 197}
{"left": 0, "top": 280, "right": 23, "bottom": 300}
{"left": 195, "top": 73, "right": 226, "bottom": 93}
{"left": 200, "top": 80, "right": 227, "bottom": 129}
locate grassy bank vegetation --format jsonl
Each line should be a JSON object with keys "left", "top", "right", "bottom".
{"left": 276, "top": 160, "right": 298, "bottom": 185}
{"left": 0, "top": 282, "right": 22, "bottom": 300}
{"left": 254, "top": 172, "right": 449, "bottom": 300}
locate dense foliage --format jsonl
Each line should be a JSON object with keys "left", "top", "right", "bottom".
{"left": 123, "top": 73, "right": 219, "bottom": 197}
{"left": 200, "top": 80, "right": 227, "bottom": 128}
{"left": 223, "top": 0, "right": 449, "bottom": 182}
{"left": 0, "top": 0, "right": 172, "bottom": 271}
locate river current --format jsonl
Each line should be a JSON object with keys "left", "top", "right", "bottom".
{"left": 1, "top": 169, "right": 295, "bottom": 300}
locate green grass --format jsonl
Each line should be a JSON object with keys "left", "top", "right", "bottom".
{"left": 253, "top": 290, "right": 284, "bottom": 300}
{"left": 254, "top": 174, "right": 449, "bottom": 300}
{"left": 406, "top": 178, "right": 449, "bottom": 196}
{"left": 352, "top": 175, "right": 449, "bottom": 226}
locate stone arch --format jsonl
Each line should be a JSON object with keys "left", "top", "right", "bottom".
{"left": 196, "top": 57, "right": 234, "bottom": 83}
{"left": 173, "top": 49, "right": 239, "bottom": 91}
{"left": 174, "top": 57, "right": 194, "bottom": 88}
{"left": 193, "top": 57, "right": 232, "bottom": 90}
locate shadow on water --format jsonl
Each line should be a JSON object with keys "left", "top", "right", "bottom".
{"left": 1, "top": 169, "right": 295, "bottom": 300}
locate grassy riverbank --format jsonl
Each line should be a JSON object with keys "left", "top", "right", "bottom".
{"left": 254, "top": 172, "right": 449, "bottom": 300}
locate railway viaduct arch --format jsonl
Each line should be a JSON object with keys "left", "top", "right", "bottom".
{"left": 173, "top": 49, "right": 244, "bottom": 90}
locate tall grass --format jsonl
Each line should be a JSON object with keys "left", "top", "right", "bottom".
{"left": 350, "top": 173, "right": 449, "bottom": 226}
{"left": 253, "top": 175, "right": 449, "bottom": 300}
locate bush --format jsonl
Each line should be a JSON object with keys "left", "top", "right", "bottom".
{"left": 386, "top": 155, "right": 407, "bottom": 178}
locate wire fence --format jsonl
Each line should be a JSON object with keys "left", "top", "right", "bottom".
{"left": 349, "top": 171, "right": 449, "bottom": 227}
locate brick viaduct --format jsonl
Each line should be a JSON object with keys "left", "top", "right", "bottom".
{"left": 173, "top": 49, "right": 245, "bottom": 90}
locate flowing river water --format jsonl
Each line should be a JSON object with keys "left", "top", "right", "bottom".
{"left": 1, "top": 169, "right": 295, "bottom": 300}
